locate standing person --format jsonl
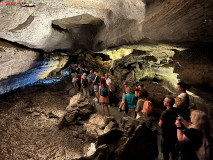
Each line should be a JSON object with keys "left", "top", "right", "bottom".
{"left": 93, "top": 72, "right": 100, "bottom": 102}
{"left": 122, "top": 81, "right": 128, "bottom": 98}
{"left": 88, "top": 70, "right": 94, "bottom": 95}
{"left": 71, "top": 71, "right": 78, "bottom": 88}
{"left": 119, "top": 86, "right": 136, "bottom": 118}
{"left": 105, "top": 73, "right": 112, "bottom": 107}
{"left": 135, "top": 83, "right": 148, "bottom": 100}
{"left": 135, "top": 90, "right": 147, "bottom": 119}
{"left": 77, "top": 73, "right": 81, "bottom": 91}
{"left": 79, "top": 65, "right": 84, "bottom": 75}
{"left": 174, "top": 81, "right": 190, "bottom": 121}
{"left": 175, "top": 110, "right": 204, "bottom": 160}
{"left": 81, "top": 73, "right": 90, "bottom": 98}
{"left": 159, "top": 95, "right": 178, "bottom": 160}
{"left": 99, "top": 78, "right": 110, "bottom": 116}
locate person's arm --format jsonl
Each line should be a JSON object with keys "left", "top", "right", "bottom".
{"left": 119, "top": 100, "right": 125, "bottom": 112}
{"left": 109, "top": 81, "right": 112, "bottom": 91}
{"left": 99, "top": 86, "right": 101, "bottom": 95}
{"left": 175, "top": 119, "right": 189, "bottom": 143}
{"left": 135, "top": 90, "right": 137, "bottom": 97}
{"left": 158, "top": 119, "right": 163, "bottom": 127}
{"left": 179, "top": 116, "right": 191, "bottom": 127}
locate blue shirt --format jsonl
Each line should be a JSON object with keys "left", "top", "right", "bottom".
{"left": 122, "top": 93, "right": 136, "bottom": 110}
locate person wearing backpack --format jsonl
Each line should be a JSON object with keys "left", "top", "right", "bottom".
{"left": 88, "top": 70, "right": 93, "bottom": 95}
{"left": 81, "top": 73, "right": 90, "bottom": 98}
{"left": 99, "top": 78, "right": 110, "bottom": 116}
{"left": 135, "top": 90, "right": 147, "bottom": 119}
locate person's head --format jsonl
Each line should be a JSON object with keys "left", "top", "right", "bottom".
{"left": 123, "top": 81, "right": 127, "bottom": 87}
{"left": 164, "top": 95, "right": 175, "bottom": 108}
{"left": 138, "top": 83, "right": 144, "bottom": 90}
{"left": 90, "top": 70, "right": 93, "bottom": 74}
{"left": 177, "top": 81, "right": 187, "bottom": 93}
{"left": 83, "top": 73, "right": 86, "bottom": 78}
{"left": 101, "top": 78, "right": 107, "bottom": 87}
{"left": 125, "top": 86, "right": 133, "bottom": 94}
{"left": 94, "top": 72, "right": 97, "bottom": 75}
{"left": 138, "top": 90, "right": 146, "bottom": 99}
{"left": 105, "top": 73, "right": 109, "bottom": 79}
{"left": 190, "top": 110, "right": 209, "bottom": 132}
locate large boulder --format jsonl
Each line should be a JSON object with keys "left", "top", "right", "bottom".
{"left": 77, "top": 116, "right": 159, "bottom": 160}
{"left": 58, "top": 93, "right": 96, "bottom": 129}
{"left": 84, "top": 114, "right": 119, "bottom": 138}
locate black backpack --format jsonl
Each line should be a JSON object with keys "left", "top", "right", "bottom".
{"left": 82, "top": 79, "right": 88, "bottom": 88}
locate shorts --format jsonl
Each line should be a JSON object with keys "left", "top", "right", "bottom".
{"left": 72, "top": 77, "right": 77, "bottom": 83}
{"left": 94, "top": 85, "right": 99, "bottom": 92}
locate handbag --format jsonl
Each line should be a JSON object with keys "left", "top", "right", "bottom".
{"left": 121, "top": 94, "right": 128, "bottom": 114}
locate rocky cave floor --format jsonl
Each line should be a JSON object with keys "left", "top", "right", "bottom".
{"left": 0, "top": 78, "right": 169, "bottom": 160}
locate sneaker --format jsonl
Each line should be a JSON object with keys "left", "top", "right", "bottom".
{"left": 93, "top": 97, "right": 97, "bottom": 101}
{"left": 108, "top": 104, "right": 110, "bottom": 108}
{"left": 94, "top": 98, "right": 98, "bottom": 102}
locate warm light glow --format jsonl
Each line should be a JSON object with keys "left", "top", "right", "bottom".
{"left": 101, "top": 48, "right": 133, "bottom": 60}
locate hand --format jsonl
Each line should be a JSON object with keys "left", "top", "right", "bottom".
{"left": 175, "top": 119, "right": 181, "bottom": 127}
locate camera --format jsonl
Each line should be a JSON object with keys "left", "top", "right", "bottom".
{"left": 178, "top": 116, "right": 181, "bottom": 120}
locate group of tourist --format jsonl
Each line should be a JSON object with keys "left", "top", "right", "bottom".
{"left": 69, "top": 64, "right": 211, "bottom": 160}
{"left": 119, "top": 81, "right": 211, "bottom": 160}
{"left": 69, "top": 64, "right": 112, "bottom": 116}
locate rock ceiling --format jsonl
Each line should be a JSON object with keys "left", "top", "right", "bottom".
{"left": 0, "top": 0, "right": 212, "bottom": 51}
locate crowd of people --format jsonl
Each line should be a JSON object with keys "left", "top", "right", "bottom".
{"left": 69, "top": 64, "right": 211, "bottom": 160}
{"left": 69, "top": 64, "right": 112, "bottom": 116}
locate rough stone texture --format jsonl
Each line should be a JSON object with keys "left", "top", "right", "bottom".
{"left": 0, "top": 80, "right": 96, "bottom": 160}
{"left": 58, "top": 93, "right": 97, "bottom": 129}
{"left": 0, "top": 41, "right": 69, "bottom": 94}
{"left": 108, "top": 43, "right": 213, "bottom": 130}
{"left": 77, "top": 116, "right": 159, "bottom": 160}
{"left": 0, "top": 41, "right": 40, "bottom": 80}
{"left": 84, "top": 114, "right": 119, "bottom": 138}
{"left": 0, "top": 0, "right": 212, "bottom": 51}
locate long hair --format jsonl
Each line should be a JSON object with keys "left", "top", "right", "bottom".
{"left": 191, "top": 110, "right": 211, "bottom": 160}
{"left": 190, "top": 110, "right": 210, "bottom": 135}
{"left": 101, "top": 78, "right": 107, "bottom": 88}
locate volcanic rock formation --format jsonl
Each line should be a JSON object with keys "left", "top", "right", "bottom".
{"left": 0, "top": 0, "right": 212, "bottom": 51}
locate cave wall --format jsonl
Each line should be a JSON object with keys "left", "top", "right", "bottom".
{"left": 0, "top": 41, "right": 39, "bottom": 80}
{"left": 0, "top": 41, "right": 70, "bottom": 95}
{"left": 107, "top": 43, "right": 213, "bottom": 130}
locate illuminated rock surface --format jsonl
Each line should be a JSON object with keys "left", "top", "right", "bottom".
{"left": 0, "top": 0, "right": 212, "bottom": 51}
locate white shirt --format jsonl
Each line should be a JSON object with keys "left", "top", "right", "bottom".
{"left": 105, "top": 78, "right": 112, "bottom": 91}
{"left": 174, "top": 92, "right": 189, "bottom": 109}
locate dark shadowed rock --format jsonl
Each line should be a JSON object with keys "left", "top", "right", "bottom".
{"left": 76, "top": 116, "right": 158, "bottom": 160}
